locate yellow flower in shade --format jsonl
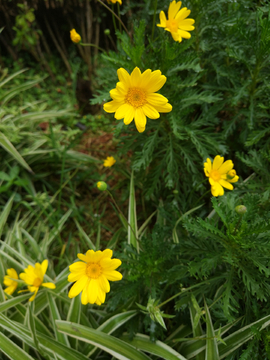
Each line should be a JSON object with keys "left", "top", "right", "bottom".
{"left": 19, "top": 260, "right": 56, "bottom": 302}
{"left": 103, "top": 156, "right": 116, "bottom": 167}
{"left": 204, "top": 155, "right": 239, "bottom": 197}
{"left": 103, "top": 67, "right": 172, "bottom": 133}
{"left": 70, "top": 29, "right": 81, "bottom": 43}
{"left": 157, "top": 1, "right": 195, "bottom": 43}
{"left": 107, "top": 0, "right": 122, "bottom": 4}
{"left": 68, "top": 249, "right": 122, "bottom": 305}
{"left": 3, "top": 268, "right": 18, "bottom": 295}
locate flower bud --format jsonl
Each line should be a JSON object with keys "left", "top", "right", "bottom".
{"left": 70, "top": 29, "right": 81, "bottom": 43}
{"left": 173, "top": 190, "right": 178, "bottom": 194}
{"left": 104, "top": 29, "right": 110, "bottom": 36}
{"left": 97, "top": 181, "right": 107, "bottom": 191}
{"left": 235, "top": 205, "right": 247, "bottom": 215}
{"left": 227, "top": 169, "right": 236, "bottom": 180}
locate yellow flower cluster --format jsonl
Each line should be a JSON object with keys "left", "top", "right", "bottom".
{"left": 3, "top": 250, "right": 122, "bottom": 306}
{"left": 4, "top": 260, "right": 56, "bottom": 301}
{"left": 204, "top": 155, "right": 239, "bottom": 197}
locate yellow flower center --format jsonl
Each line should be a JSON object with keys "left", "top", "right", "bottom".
{"left": 33, "top": 278, "right": 42, "bottom": 287}
{"left": 86, "top": 263, "right": 102, "bottom": 279}
{"left": 210, "top": 170, "right": 221, "bottom": 182}
{"left": 126, "top": 88, "right": 146, "bottom": 108}
{"left": 227, "top": 170, "right": 236, "bottom": 180}
{"left": 166, "top": 19, "right": 179, "bottom": 33}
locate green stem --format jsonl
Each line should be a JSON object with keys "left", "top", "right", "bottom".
{"left": 96, "top": 0, "right": 131, "bottom": 41}
{"left": 107, "top": 190, "right": 138, "bottom": 242}
{"left": 151, "top": 0, "right": 158, "bottom": 41}
{"left": 80, "top": 43, "right": 106, "bottom": 53}
{"left": 157, "top": 276, "right": 224, "bottom": 309}
{"left": 111, "top": 4, "right": 118, "bottom": 35}
{"left": 117, "top": 3, "right": 122, "bottom": 32}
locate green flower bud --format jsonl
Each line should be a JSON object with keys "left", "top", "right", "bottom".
{"left": 104, "top": 29, "right": 110, "bottom": 36}
{"left": 173, "top": 190, "right": 178, "bottom": 194}
{"left": 97, "top": 181, "right": 107, "bottom": 191}
{"left": 235, "top": 205, "right": 247, "bottom": 215}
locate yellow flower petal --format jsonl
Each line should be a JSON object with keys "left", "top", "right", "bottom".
{"left": 142, "top": 104, "right": 160, "bottom": 119}
{"left": 130, "top": 67, "right": 142, "bottom": 87}
{"left": 88, "top": 279, "right": 98, "bottom": 304}
{"left": 98, "top": 274, "right": 110, "bottom": 293}
{"left": 29, "top": 288, "right": 39, "bottom": 302}
{"left": 123, "top": 105, "right": 135, "bottom": 125}
{"left": 42, "top": 282, "right": 56, "bottom": 289}
{"left": 218, "top": 160, "right": 234, "bottom": 174}
{"left": 219, "top": 179, "right": 234, "bottom": 190}
{"left": 115, "top": 103, "right": 132, "bottom": 120}
{"left": 178, "top": 29, "right": 192, "bottom": 39}
{"left": 211, "top": 183, "right": 224, "bottom": 197}
{"left": 175, "top": 7, "right": 190, "bottom": 21}
{"left": 213, "top": 155, "right": 224, "bottom": 170}
{"left": 153, "top": 103, "right": 173, "bottom": 113}
{"left": 117, "top": 68, "right": 131, "bottom": 87}
{"left": 69, "top": 261, "right": 86, "bottom": 272}
{"left": 68, "top": 275, "right": 88, "bottom": 298}
{"left": 104, "top": 100, "right": 124, "bottom": 113}
{"left": 147, "top": 93, "right": 169, "bottom": 106}
{"left": 168, "top": 1, "right": 182, "bottom": 20}
{"left": 178, "top": 18, "right": 195, "bottom": 31}
{"left": 134, "top": 108, "right": 146, "bottom": 133}
{"left": 157, "top": 11, "right": 167, "bottom": 27}
{"left": 41, "top": 260, "right": 48, "bottom": 276}
{"left": 102, "top": 270, "right": 123, "bottom": 281}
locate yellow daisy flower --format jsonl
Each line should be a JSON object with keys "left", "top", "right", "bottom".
{"left": 3, "top": 268, "right": 18, "bottom": 295}
{"left": 103, "top": 156, "right": 116, "bottom": 167}
{"left": 103, "top": 67, "right": 172, "bottom": 133}
{"left": 204, "top": 155, "right": 239, "bottom": 197}
{"left": 68, "top": 249, "right": 122, "bottom": 305}
{"left": 157, "top": 1, "right": 195, "bottom": 43}
{"left": 107, "top": 0, "right": 122, "bottom": 4}
{"left": 19, "top": 260, "right": 56, "bottom": 302}
{"left": 70, "top": 29, "right": 81, "bottom": 43}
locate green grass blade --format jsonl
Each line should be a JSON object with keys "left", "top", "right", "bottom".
{"left": 0, "top": 313, "right": 88, "bottom": 360}
{"left": 121, "top": 333, "right": 188, "bottom": 360}
{"left": 74, "top": 219, "right": 96, "bottom": 250}
{"left": 0, "top": 68, "right": 28, "bottom": 88}
{"left": 0, "top": 131, "right": 32, "bottom": 172}
{"left": 41, "top": 209, "right": 73, "bottom": 253}
{"left": 138, "top": 210, "right": 157, "bottom": 238}
{"left": 67, "top": 295, "right": 81, "bottom": 349}
{"left": 47, "top": 293, "right": 70, "bottom": 347}
{"left": 0, "top": 330, "right": 35, "bottom": 360}
{"left": 219, "top": 314, "right": 270, "bottom": 359}
{"left": 56, "top": 320, "right": 152, "bottom": 360}
{"left": 86, "top": 310, "right": 137, "bottom": 356}
{"left": 0, "top": 194, "right": 15, "bottom": 239}
{"left": 204, "top": 300, "right": 219, "bottom": 360}
{"left": 128, "top": 170, "right": 139, "bottom": 252}
{"left": 0, "top": 294, "right": 31, "bottom": 312}
{"left": 189, "top": 301, "right": 205, "bottom": 360}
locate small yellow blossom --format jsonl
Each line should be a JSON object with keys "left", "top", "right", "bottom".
{"left": 103, "top": 156, "right": 116, "bottom": 167}
{"left": 68, "top": 249, "right": 122, "bottom": 305}
{"left": 3, "top": 268, "right": 18, "bottom": 295}
{"left": 103, "top": 67, "right": 172, "bottom": 133}
{"left": 204, "top": 155, "right": 239, "bottom": 197}
{"left": 157, "top": 1, "right": 195, "bottom": 43}
{"left": 70, "top": 29, "right": 81, "bottom": 43}
{"left": 107, "top": 0, "right": 122, "bottom": 4}
{"left": 19, "top": 260, "right": 56, "bottom": 301}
